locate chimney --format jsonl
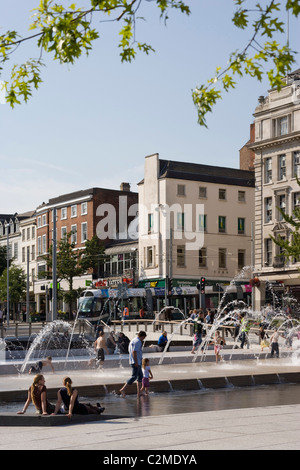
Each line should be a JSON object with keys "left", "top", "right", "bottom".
{"left": 120, "top": 182, "right": 131, "bottom": 192}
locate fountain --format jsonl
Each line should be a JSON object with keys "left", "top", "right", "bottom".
{"left": 19, "top": 319, "right": 95, "bottom": 374}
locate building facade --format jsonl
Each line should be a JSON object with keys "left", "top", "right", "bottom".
{"left": 34, "top": 185, "right": 138, "bottom": 317}
{"left": 138, "top": 153, "right": 255, "bottom": 310}
{"left": 249, "top": 69, "right": 300, "bottom": 309}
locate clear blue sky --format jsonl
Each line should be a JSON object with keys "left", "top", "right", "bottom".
{"left": 1, "top": 1, "right": 299, "bottom": 213}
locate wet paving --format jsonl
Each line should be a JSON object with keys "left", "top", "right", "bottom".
{"left": 2, "top": 382, "right": 300, "bottom": 419}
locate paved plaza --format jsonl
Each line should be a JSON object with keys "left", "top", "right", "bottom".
{"left": 1, "top": 343, "right": 300, "bottom": 450}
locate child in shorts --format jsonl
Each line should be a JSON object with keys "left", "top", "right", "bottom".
{"left": 141, "top": 358, "right": 153, "bottom": 395}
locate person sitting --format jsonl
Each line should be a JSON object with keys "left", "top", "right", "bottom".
{"left": 106, "top": 332, "right": 117, "bottom": 354}
{"left": 17, "top": 374, "right": 56, "bottom": 415}
{"left": 52, "top": 376, "right": 105, "bottom": 418}
{"left": 117, "top": 332, "right": 130, "bottom": 354}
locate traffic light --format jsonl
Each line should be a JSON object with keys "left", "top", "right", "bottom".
{"left": 166, "top": 276, "right": 173, "bottom": 295}
{"left": 200, "top": 277, "right": 205, "bottom": 292}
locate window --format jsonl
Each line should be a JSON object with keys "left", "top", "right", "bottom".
{"left": 177, "top": 212, "right": 184, "bottom": 231}
{"left": 293, "top": 151, "right": 300, "bottom": 178}
{"left": 22, "top": 229, "right": 25, "bottom": 241}
{"left": 265, "top": 158, "right": 272, "bottom": 183}
{"left": 218, "top": 216, "right": 226, "bottom": 233}
{"left": 199, "top": 247, "right": 207, "bottom": 267}
{"left": 146, "top": 246, "right": 154, "bottom": 267}
{"left": 148, "top": 213, "right": 154, "bottom": 233}
{"left": 177, "top": 245, "right": 185, "bottom": 267}
{"left": 199, "top": 186, "right": 207, "bottom": 198}
{"left": 278, "top": 154, "right": 286, "bottom": 180}
{"left": 31, "top": 244, "right": 35, "bottom": 261}
{"left": 37, "top": 263, "right": 46, "bottom": 280}
{"left": 37, "top": 216, "right": 41, "bottom": 228}
{"left": 265, "top": 238, "right": 272, "bottom": 266}
{"left": 238, "top": 218, "right": 245, "bottom": 234}
{"left": 199, "top": 214, "right": 207, "bottom": 231}
{"left": 42, "top": 234, "right": 46, "bottom": 253}
{"left": 278, "top": 195, "right": 286, "bottom": 221}
{"left": 272, "top": 115, "right": 290, "bottom": 136}
{"left": 22, "top": 247, "right": 25, "bottom": 263}
{"left": 265, "top": 197, "right": 272, "bottom": 223}
{"left": 219, "top": 248, "right": 226, "bottom": 268}
{"left": 238, "top": 250, "right": 245, "bottom": 270}
{"left": 32, "top": 226, "right": 35, "bottom": 238}
{"left": 0, "top": 223, "right": 3, "bottom": 237}
{"left": 279, "top": 116, "right": 288, "bottom": 135}
{"left": 14, "top": 243, "right": 18, "bottom": 261}
{"left": 177, "top": 184, "right": 185, "bottom": 196}
{"left": 81, "top": 202, "right": 88, "bottom": 215}
{"left": 71, "top": 225, "right": 77, "bottom": 244}
{"left": 37, "top": 236, "right": 41, "bottom": 255}
{"left": 293, "top": 192, "right": 300, "bottom": 212}
{"left": 238, "top": 191, "right": 246, "bottom": 202}
{"left": 71, "top": 205, "right": 77, "bottom": 218}
{"left": 219, "top": 189, "right": 226, "bottom": 200}
{"left": 81, "top": 222, "right": 88, "bottom": 242}
{"left": 61, "top": 207, "right": 67, "bottom": 220}
{"left": 61, "top": 226, "right": 67, "bottom": 239}
{"left": 42, "top": 214, "right": 47, "bottom": 226}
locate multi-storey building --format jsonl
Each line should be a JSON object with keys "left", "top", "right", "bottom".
{"left": 249, "top": 69, "right": 300, "bottom": 308}
{"left": 34, "top": 184, "right": 138, "bottom": 316}
{"left": 0, "top": 211, "right": 36, "bottom": 318}
{"left": 138, "top": 153, "right": 255, "bottom": 310}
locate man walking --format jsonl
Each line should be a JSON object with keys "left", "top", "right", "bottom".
{"left": 119, "top": 331, "right": 147, "bottom": 397}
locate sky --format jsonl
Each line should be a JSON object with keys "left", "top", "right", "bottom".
{"left": 0, "top": 1, "right": 299, "bottom": 214}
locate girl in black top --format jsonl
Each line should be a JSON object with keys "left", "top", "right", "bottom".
{"left": 17, "top": 374, "right": 55, "bottom": 415}
{"left": 52, "top": 377, "right": 104, "bottom": 418}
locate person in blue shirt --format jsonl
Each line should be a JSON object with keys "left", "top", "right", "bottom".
{"left": 119, "top": 331, "right": 147, "bottom": 398}
{"left": 157, "top": 331, "right": 169, "bottom": 352}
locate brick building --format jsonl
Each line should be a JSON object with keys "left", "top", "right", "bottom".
{"left": 34, "top": 184, "right": 138, "bottom": 317}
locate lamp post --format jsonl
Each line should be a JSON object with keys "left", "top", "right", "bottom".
{"left": 5, "top": 222, "right": 10, "bottom": 327}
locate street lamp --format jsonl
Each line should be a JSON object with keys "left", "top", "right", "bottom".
{"left": 5, "top": 221, "right": 10, "bottom": 327}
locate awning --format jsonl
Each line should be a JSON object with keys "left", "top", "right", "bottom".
{"left": 105, "top": 243, "right": 138, "bottom": 255}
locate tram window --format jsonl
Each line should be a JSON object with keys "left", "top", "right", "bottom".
{"left": 79, "top": 298, "right": 93, "bottom": 313}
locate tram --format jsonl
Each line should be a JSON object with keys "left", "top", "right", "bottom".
{"left": 77, "top": 288, "right": 147, "bottom": 324}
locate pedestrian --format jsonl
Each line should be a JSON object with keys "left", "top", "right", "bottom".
{"left": 51, "top": 376, "right": 105, "bottom": 418}
{"left": 94, "top": 331, "right": 108, "bottom": 368}
{"left": 17, "top": 374, "right": 55, "bottom": 415}
{"left": 117, "top": 332, "right": 130, "bottom": 354}
{"left": 257, "top": 325, "right": 269, "bottom": 351}
{"left": 270, "top": 329, "right": 280, "bottom": 358}
{"left": 213, "top": 330, "right": 223, "bottom": 364}
{"left": 240, "top": 316, "right": 250, "bottom": 349}
{"left": 140, "top": 358, "right": 153, "bottom": 395}
{"left": 119, "top": 331, "right": 147, "bottom": 398}
{"left": 28, "top": 356, "right": 55, "bottom": 375}
{"left": 157, "top": 331, "right": 169, "bottom": 352}
{"left": 106, "top": 331, "right": 117, "bottom": 354}
{"left": 191, "top": 315, "right": 203, "bottom": 354}
{"left": 205, "top": 310, "right": 211, "bottom": 324}
{"left": 139, "top": 307, "right": 145, "bottom": 319}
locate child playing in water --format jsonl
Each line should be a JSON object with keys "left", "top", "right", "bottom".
{"left": 213, "top": 331, "right": 223, "bottom": 364}
{"left": 140, "top": 358, "right": 153, "bottom": 395}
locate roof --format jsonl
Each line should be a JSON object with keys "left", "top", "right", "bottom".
{"left": 141, "top": 159, "right": 255, "bottom": 187}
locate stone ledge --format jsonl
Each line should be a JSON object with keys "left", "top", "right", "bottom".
{"left": 0, "top": 412, "right": 123, "bottom": 427}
